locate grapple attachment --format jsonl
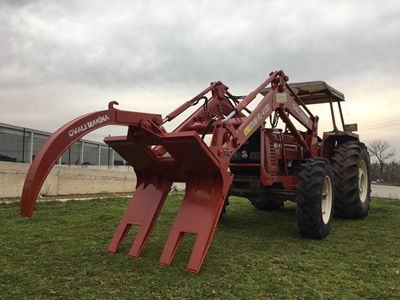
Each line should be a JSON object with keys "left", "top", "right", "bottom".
{"left": 104, "top": 131, "right": 232, "bottom": 272}
{"left": 20, "top": 71, "right": 293, "bottom": 272}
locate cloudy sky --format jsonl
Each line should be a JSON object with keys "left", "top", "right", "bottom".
{"left": 1, "top": 0, "right": 400, "bottom": 159}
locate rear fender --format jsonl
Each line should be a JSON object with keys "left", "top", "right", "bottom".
{"left": 321, "top": 132, "right": 359, "bottom": 159}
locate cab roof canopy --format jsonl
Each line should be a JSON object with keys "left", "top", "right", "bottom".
{"left": 260, "top": 81, "right": 345, "bottom": 105}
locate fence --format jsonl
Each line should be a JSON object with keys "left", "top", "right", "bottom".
{"left": 0, "top": 123, "right": 126, "bottom": 166}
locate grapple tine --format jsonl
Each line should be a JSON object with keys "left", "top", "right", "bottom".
{"left": 159, "top": 175, "right": 231, "bottom": 273}
{"left": 156, "top": 132, "right": 232, "bottom": 273}
{"left": 107, "top": 173, "right": 172, "bottom": 256}
{"left": 104, "top": 135, "right": 176, "bottom": 257}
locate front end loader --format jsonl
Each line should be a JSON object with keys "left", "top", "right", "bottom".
{"left": 20, "top": 70, "right": 371, "bottom": 272}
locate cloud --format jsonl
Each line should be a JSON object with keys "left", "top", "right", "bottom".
{"left": 3, "top": 1, "right": 399, "bottom": 89}
{"left": 1, "top": 0, "right": 400, "bottom": 155}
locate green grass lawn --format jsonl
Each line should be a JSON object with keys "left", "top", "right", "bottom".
{"left": 1, "top": 194, "right": 399, "bottom": 299}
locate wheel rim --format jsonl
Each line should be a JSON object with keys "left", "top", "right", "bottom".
{"left": 321, "top": 175, "right": 333, "bottom": 224}
{"left": 359, "top": 159, "right": 368, "bottom": 203}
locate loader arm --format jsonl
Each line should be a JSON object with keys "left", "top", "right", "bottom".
{"left": 209, "top": 70, "right": 318, "bottom": 160}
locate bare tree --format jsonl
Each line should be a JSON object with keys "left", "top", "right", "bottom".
{"left": 368, "top": 140, "right": 396, "bottom": 181}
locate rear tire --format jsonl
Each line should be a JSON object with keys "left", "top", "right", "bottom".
{"left": 295, "top": 158, "right": 334, "bottom": 239}
{"left": 331, "top": 141, "right": 371, "bottom": 219}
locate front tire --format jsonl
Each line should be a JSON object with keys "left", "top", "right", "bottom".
{"left": 331, "top": 141, "right": 371, "bottom": 219}
{"left": 295, "top": 158, "right": 334, "bottom": 239}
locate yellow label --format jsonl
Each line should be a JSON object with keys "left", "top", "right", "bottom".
{"left": 276, "top": 93, "right": 287, "bottom": 103}
{"left": 244, "top": 124, "right": 252, "bottom": 136}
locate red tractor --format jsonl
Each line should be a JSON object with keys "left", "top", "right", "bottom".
{"left": 20, "top": 70, "right": 371, "bottom": 273}
{"left": 227, "top": 80, "right": 370, "bottom": 238}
